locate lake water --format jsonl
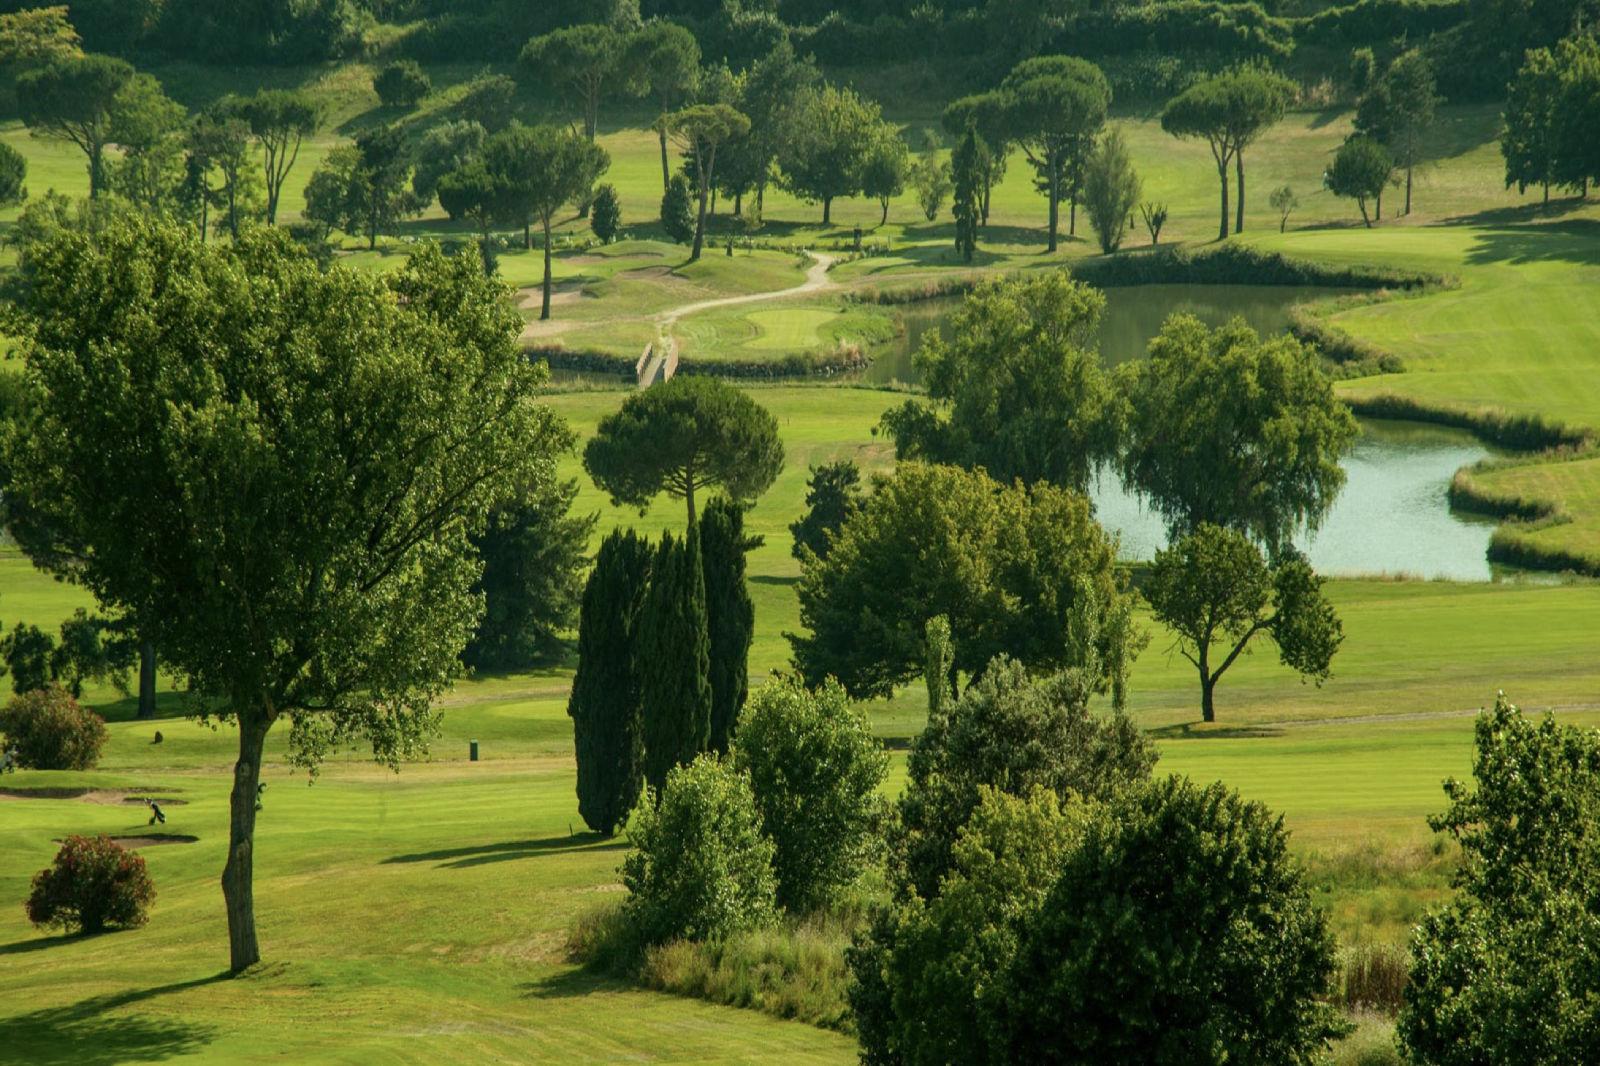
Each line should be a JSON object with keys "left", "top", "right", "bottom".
{"left": 865, "top": 285, "right": 1501, "bottom": 581}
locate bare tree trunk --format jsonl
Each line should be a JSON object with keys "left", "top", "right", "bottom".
{"left": 541, "top": 217, "right": 554, "bottom": 320}
{"left": 1047, "top": 156, "right": 1060, "bottom": 252}
{"left": 223, "top": 714, "right": 270, "bottom": 973}
{"left": 138, "top": 640, "right": 156, "bottom": 720}
{"left": 1216, "top": 156, "right": 1230, "bottom": 240}
{"left": 822, "top": 198, "right": 831, "bottom": 225}
{"left": 1198, "top": 644, "right": 1216, "bottom": 723}
{"left": 1235, "top": 150, "right": 1246, "bottom": 234}
{"left": 658, "top": 120, "right": 670, "bottom": 191}
{"left": 1405, "top": 164, "right": 1413, "bottom": 216}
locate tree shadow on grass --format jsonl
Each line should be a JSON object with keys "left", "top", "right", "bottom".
{"left": 0, "top": 972, "right": 226, "bottom": 1066}
{"left": 382, "top": 832, "right": 626, "bottom": 870}
{"left": 518, "top": 967, "right": 626, "bottom": 1000}
{"left": 1459, "top": 219, "right": 1600, "bottom": 268}
{"left": 748, "top": 575, "right": 797, "bottom": 589}
{"left": 1146, "top": 722, "right": 1286, "bottom": 740}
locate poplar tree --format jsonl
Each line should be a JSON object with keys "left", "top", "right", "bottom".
{"left": 569, "top": 529, "right": 654, "bottom": 836}
{"left": 699, "top": 497, "right": 757, "bottom": 755}
{"left": 639, "top": 531, "right": 712, "bottom": 795}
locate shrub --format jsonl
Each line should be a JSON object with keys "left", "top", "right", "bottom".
{"left": 1083, "top": 128, "right": 1141, "bottom": 254}
{"left": 622, "top": 754, "right": 778, "bottom": 946}
{"left": 458, "top": 74, "right": 517, "bottom": 133}
{"left": 590, "top": 184, "right": 621, "bottom": 242}
{"left": 4, "top": 622, "right": 55, "bottom": 694}
{"left": 0, "top": 141, "right": 26, "bottom": 208}
{"left": 26, "top": 835, "right": 155, "bottom": 934}
{"left": 374, "top": 60, "right": 431, "bottom": 109}
{"left": 732, "top": 678, "right": 888, "bottom": 912}
{"left": 0, "top": 686, "right": 107, "bottom": 770}
{"left": 660, "top": 173, "right": 695, "bottom": 245}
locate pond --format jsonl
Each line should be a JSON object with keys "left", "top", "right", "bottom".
{"left": 864, "top": 284, "right": 1501, "bottom": 581}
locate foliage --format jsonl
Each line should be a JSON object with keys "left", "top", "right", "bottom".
{"left": 1502, "top": 35, "right": 1600, "bottom": 201}
{"left": 570, "top": 528, "right": 653, "bottom": 836}
{"left": 303, "top": 126, "right": 422, "bottom": 250}
{"left": 231, "top": 88, "right": 320, "bottom": 227}
{"left": 861, "top": 128, "right": 909, "bottom": 226}
{"left": 909, "top": 151, "right": 950, "bottom": 223}
{"left": 664, "top": 104, "right": 751, "bottom": 259}
{"left": 732, "top": 677, "right": 888, "bottom": 913}
{"left": 998, "top": 55, "right": 1110, "bottom": 250}
{"left": 629, "top": 21, "right": 702, "bottom": 190}
{"left": 780, "top": 84, "right": 882, "bottom": 224}
{"left": 792, "top": 463, "right": 1136, "bottom": 701}
{"left": 1144, "top": 524, "right": 1343, "bottom": 723}
{"left": 880, "top": 272, "right": 1117, "bottom": 492}
{"left": 3, "top": 219, "right": 568, "bottom": 971}
{"left": 0, "top": 8, "right": 82, "bottom": 82}
{"left": 950, "top": 128, "right": 985, "bottom": 261}
{"left": 26, "top": 835, "right": 154, "bottom": 935}
{"left": 999, "top": 776, "right": 1346, "bottom": 1063}
{"left": 638, "top": 530, "right": 712, "bottom": 796}
{"left": 1324, "top": 135, "right": 1394, "bottom": 227}
{"left": 374, "top": 60, "right": 431, "bottom": 110}
{"left": 660, "top": 172, "right": 696, "bottom": 244}
{"left": 521, "top": 24, "right": 626, "bottom": 141}
{"left": 51, "top": 610, "right": 134, "bottom": 699}
{"left": 1082, "top": 127, "right": 1140, "bottom": 254}
{"left": 1118, "top": 313, "right": 1358, "bottom": 551}
{"left": 1160, "top": 65, "right": 1294, "bottom": 237}
{"left": 3, "top": 621, "right": 55, "bottom": 695}
{"left": 1399, "top": 694, "right": 1600, "bottom": 1065}
{"left": 789, "top": 460, "right": 861, "bottom": 563}
{"left": 699, "top": 497, "right": 757, "bottom": 755}
{"left": 850, "top": 787, "right": 1087, "bottom": 1066}
{"left": 463, "top": 477, "right": 591, "bottom": 672}
{"left": 0, "top": 128, "right": 28, "bottom": 208}
{"left": 1138, "top": 200, "right": 1168, "bottom": 244}
{"left": 0, "top": 685, "right": 107, "bottom": 771}
{"left": 14, "top": 54, "right": 134, "bottom": 198}
{"left": 584, "top": 376, "right": 783, "bottom": 527}
{"left": 897, "top": 657, "right": 1154, "bottom": 898}
{"left": 1271, "top": 182, "right": 1299, "bottom": 231}
{"left": 457, "top": 73, "right": 517, "bottom": 133}
{"left": 412, "top": 120, "right": 486, "bottom": 205}
{"left": 622, "top": 754, "right": 778, "bottom": 946}
{"left": 1354, "top": 49, "right": 1437, "bottom": 214}
{"left": 590, "top": 183, "right": 622, "bottom": 242}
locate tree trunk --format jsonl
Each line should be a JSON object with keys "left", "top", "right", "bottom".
{"left": 658, "top": 121, "right": 671, "bottom": 191}
{"left": 1235, "top": 150, "right": 1246, "bottom": 234}
{"left": 524, "top": 222, "right": 531, "bottom": 251}
{"left": 541, "top": 217, "right": 554, "bottom": 320}
{"left": 710, "top": 188, "right": 718, "bottom": 217}
{"left": 137, "top": 640, "right": 156, "bottom": 720}
{"left": 880, "top": 200, "right": 889, "bottom": 226}
{"left": 1359, "top": 199, "right": 1372, "bottom": 228}
{"left": 685, "top": 478, "right": 697, "bottom": 528}
{"left": 1201, "top": 674, "right": 1217, "bottom": 723}
{"left": 223, "top": 713, "right": 270, "bottom": 973}
{"left": 1405, "top": 164, "right": 1413, "bottom": 216}
{"left": 1216, "top": 157, "right": 1230, "bottom": 241}
{"left": 1543, "top": 180, "right": 1550, "bottom": 206}
{"left": 734, "top": 192, "right": 742, "bottom": 217}
{"left": 1376, "top": 187, "right": 1383, "bottom": 222}
{"left": 89, "top": 143, "right": 103, "bottom": 199}
{"left": 1047, "top": 156, "right": 1060, "bottom": 252}
{"left": 981, "top": 180, "right": 991, "bottom": 226}
{"left": 822, "top": 198, "right": 831, "bottom": 225}
{"left": 1069, "top": 194, "right": 1076, "bottom": 237}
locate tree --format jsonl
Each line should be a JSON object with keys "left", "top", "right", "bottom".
{"left": 999, "top": 56, "right": 1109, "bottom": 251}
{"left": 1552, "top": 35, "right": 1600, "bottom": 198}
{"left": 1355, "top": 49, "right": 1438, "bottom": 216}
{"left": 1119, "top": 314, "right": 1358, "bottom": 551}
{"left": 374, "top": 60, "right": 430, "bottom": 110}
{"left": 463, "top": 478, "right": 592, "bottom": 672}
{"left": 15, "top": 55, "right": 134, "bottom": 198}
{"left": 590, "top": 183, "right": 622, "bottom": 241}
{"left": 435, "top": 161, "right": 503, "bottom": 266}
{"left": 0, "top": 686, "right": 107, "bottom": 770}
{"left": 26, "top": 835, "right": 154, "bottom": 935}
{"left": 1270, "top": 183, "right": 1298, "bottom": 231}
{"left": 1501, "top": 40, "right": 1599, "bottom": 205}
{"left": 412, "top": 120, "right": 486, "bottom": 205}
{"left": 458, "top": 73, "right": 517, "bottom": 134}
{"left": 663, "top": 104, "right": 750, "bottom": 260}
{"left": 732, "top": 677, "right": 889, "bottom": 912}
{"left": 861, "top": 125, "right": 909, "bottom": 226}
{"left": 897, "top": 656, "right": 1155, "bottom": 898}
{"left": 789, "top": 459, "right": 861, "bottom": 563}
{"left": 52, "top": 610, "right": 135, "bottom": 699}
{"left": 190, "top": 108, "right": 255, "bottom": 238}
{"left": 584, "top": 376, "right": 784, "bottom": 527}
{"left": 951, "top": 127, "right": 986, "bottom": 261}
{"left": 1082, "top": 127, "right": 1140, "bottom": 254}
{"left": 1161, "top": 67, "right": 1294, "bottom": 239}
{"left": 1324, "top": 135, "right": 1394, "bottom": 227}
{"left": 4, "top": 622, "right": 56, "bottom": 694}
{"left": 880, "top": 273, "right": 1117, "bottom": 492}
{"left": 235, "top": 89, "right": 319, "bottom": 226}
{"left": 638, "top": 530, "right": 712, "bottom": 795}
{"left": 629, "top": 21, "right": 701, "bottom": 190}
{"left": 660, "top": 172, "right": 695, "bottom": 243}
{"left": 781, "top": 84, "right": 881, "bottom": 225}
{"left": 0, "top": 140, "right": 27, "bottom": 208}
{"left": 791, "top": 463, "right": 1138, "bottom": 701}
{"left": 3, "top": 219, "right": 569, "bottom": 972}
{"left": 736, "top": 40, "right": 820, "bottom": 215}
{"left": 1399, "top": 694, "right": 1600, "bottom": 1065}
{"left": 943, "top": 92, "right": 1011, "bottom": 226}
{"left": 985, "top": 0, "right": 1081, "bottom": 64}
{"left": 569, "top": 529, "right": 653, "bottom": 836}
{"left": 1000, "top": 777, "right": 1344, "bottom": 1063}
{"left": 699, "top": 497, "right": 757, "bottom": 755}
{"left": 485, "top": 123, "right": 608, "bottom": 317}
{"left": 622, "top": 754, "right": 777, "bottom": 945}
{"left": 106, "top": 74, "right": 186, "bottom": 212}
{"left": 910, "top": 150, "right": 951, "bottom": 223}
{"left": 1138, "top": 201, "right": 1168, "bottom": 244}
{"left": 522, "top": 24, "right": 625, "bottom": 142}
{"left": 1144, "top": 525, "right": 1341, "bottom": 723}
{"left": 0, "top": 8, "right": 81, "bottom": 84}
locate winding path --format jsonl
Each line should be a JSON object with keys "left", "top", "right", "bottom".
{"left": 655, "top": 252, "right": 838, "bottom": 330}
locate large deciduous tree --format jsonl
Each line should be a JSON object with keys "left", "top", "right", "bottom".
{"left": 860, "top": 124, "right": 909, "bottom": 226}
{"left": 1161, "top": 66, "right": 1294, "bottom": 239}
{"left": 3, "top": 218, "right": 569, "bottom": 972}
{"left": 663, "top": 104, "right": 750, "bottom": 260}
{"left": 568, "top": 528, "right": 654, "bottom": 836}
{"left": 521, "top": 24, "right": 625, "bottom": 142}
{"left": 998, "top": 56, "right": 1109, "bottom": 250}
{"left": 1119, "top": 314, "right": 1358, "bottom": 551}
{"left": 1355, "top": 49, "right": 1438, "bottom": 216}
{"left": 1143, "top": 524, "right": 1342, "bottom": 723}
{"left": 699, "top": 496, "right": 757, "bottom": 755}
{"left": 628, "top": 21, "right": 701, "bottom": 190}
{"left": 780, "top": 84, "right": 881, "bottom": 225}
{"left": 1324, "top": 135, "right": 1394, "bottom": 226}
{"left": 15, "top": 54, "right": 134, "bottom": 199}
{"left": 639, "top": 530, "right": 712, "bottom": 795}
{"left": 234, "top": 89, "right": 320, "bottom": 226}
{"left": 880, "top": 272, "right": 1117, "bottom": 492}
{"left": 584, "top": 376, "right": 783, "bottom": 527}
{"left": 791, "top": 462, "right": 1139, "bottom": 701}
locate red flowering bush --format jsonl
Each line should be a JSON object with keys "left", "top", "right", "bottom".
{"left": 26, "top": 835, "right": 155, "bottom": 934}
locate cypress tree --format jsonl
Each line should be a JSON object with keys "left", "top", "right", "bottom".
{"left": 700, "top": 496, "right": 758, "bottom": 754}
{"left": 568, "top": 528, "right": 653, "bottom": 835}
{"left": 952, "top": 127, "right": 985, "bottom": 263}
{"left": 640, "top": 530, "right": 712, "bottom": 795}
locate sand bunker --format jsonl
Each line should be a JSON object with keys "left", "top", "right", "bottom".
{"left": 0, "top": 786, "right": 186, "bottom": 805}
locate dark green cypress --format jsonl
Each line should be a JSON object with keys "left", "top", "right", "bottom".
{"left": 640, "top": 530, "right": 713, "bottom": 796}
{"left": 700, "top": 496, "right": 758, "bottom": 754}
{"left": 568, "top": 528, "right": 653, "bottom": 836}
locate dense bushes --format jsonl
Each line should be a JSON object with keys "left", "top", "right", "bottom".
{"left": 1070, "top": 242, "right": 1447, "bottom": 291}
{"left": 0, "top": 686, "right": 107, "bottom": 770}
{"left": 26, "top": 835, "right": 155, "bottom": 934}
{"left": 1299, "top": 0, "right": 1470, "bottom": 47}
{"left": 374, "top": 60, "right": 431, "bottom": 109}
{"left": 1062, "top": 2, "right": 1295, "bottom": 62}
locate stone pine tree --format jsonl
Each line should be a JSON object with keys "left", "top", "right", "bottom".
{"left": 639, "top": 530, "right": 712, "bottom": 796}
{"left": 568, "top": 528, "right": 654, "bottom": 836}
{"left": 700, "top": 496, "right": 758, "bottom": 754}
